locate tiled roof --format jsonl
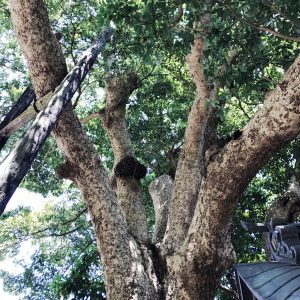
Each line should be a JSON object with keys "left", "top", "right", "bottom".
{"left": 235, "top": 262, "right": 300, "bottom": 300}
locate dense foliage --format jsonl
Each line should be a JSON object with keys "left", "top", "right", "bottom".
{"left": 0, "top": 0, "right": 299, "bottom": 298}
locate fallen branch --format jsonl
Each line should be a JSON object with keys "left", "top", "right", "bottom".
{"left": 0, "top": 26, "right": 114, "bottom": 216}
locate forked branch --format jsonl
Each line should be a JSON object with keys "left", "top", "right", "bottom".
{"left": 99, "top": 74, "right": 149, "bottom": 243}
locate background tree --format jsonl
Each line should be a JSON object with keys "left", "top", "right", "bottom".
{"left": 0, "top": 0, "right": 300, "bottom": 299}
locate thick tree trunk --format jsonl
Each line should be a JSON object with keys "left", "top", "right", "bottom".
{"left": 164, "top": 51, "right": 300, "bottom": 300}
{"left": 7, "top": 0, "right": 300, "bottom": 299}
{"left": 9, "top": 1, "right": 158, "bottom": 299}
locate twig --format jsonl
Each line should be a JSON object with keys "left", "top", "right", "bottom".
{"left": 238, "top": 99, "right": 251, "bottom": 120}
{"left": 33, "top": 225, "right": 88, "bottom": 238}
{"left": 223, "top": 2, "right": 300, "bottom": 42}
{"left": 264, "top": 0, "right": 300, "bottom": 29}
{"left": 31, "top": 207, "right": 88, "bottom": 236}
{"left": 0, "top": 61, "right": 25, "bottom": 74}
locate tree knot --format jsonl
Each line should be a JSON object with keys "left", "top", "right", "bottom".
{"left": 55, "top": 160, "right": 78, "bottom": 181}
{"left": 114, "top": 156, "right": 147, "bottom": 179}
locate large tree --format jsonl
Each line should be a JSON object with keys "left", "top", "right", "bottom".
{"left": 1, "top": 0, "right": 300, "bottom": 299}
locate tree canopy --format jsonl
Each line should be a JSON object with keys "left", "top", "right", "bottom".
{"left": 0, "top": 0, "right": 300, "bottom": 299}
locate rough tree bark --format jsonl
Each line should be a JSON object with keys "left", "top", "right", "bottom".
{"left": 0, "top": 27, "right": 113, "bottom": 214}
{"left": 149, "top": 175, "right": 173, "bottom": 243}
{"left": 6, "top": 0, "right": 300, "bottom": 299}
{"left": 163, "top": 49, "right": 300, "bottom": 299}
{"left": 100, "top": 74, "right": 149, "bottom": 243}
{"left": 163, "top": 31, "right": 218, "bottom": 256}
{"left": 9, "top": 1, "right": 159, "bottom": 299}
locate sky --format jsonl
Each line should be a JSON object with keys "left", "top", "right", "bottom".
{"left": 0, "top": 280, "right": 17, "bottom": 300}
{"left": 0, "top": 188, "right": 46, "bottom": 300}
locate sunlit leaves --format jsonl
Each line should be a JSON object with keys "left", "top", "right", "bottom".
{"left": 0, "top": 194, "right": 103, "bottom": 299}
{"left": 1, "top": 0, "right": 300, "bottom": 299}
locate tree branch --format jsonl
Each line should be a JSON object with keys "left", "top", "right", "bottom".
{"left": 187, "top": 53, "right": 300, "bottom": 264}
{"left": 0, "top": 90, "right": 53, "bottom": 148}
{"left": 80, "top": 112, "right": 100, "bottom": 124}
{"left": 0, "top": 96, "right": 101, "bottom": 149}
{"left": 99, "top": 74, "right": 149, "bottom": 243}
{"left": 169, "top": 4, "right": 184, "bottom": 28}
{"left": 264, "top": 0, "right": 300, "bottom": 29}
{"left": 0, "top": 87, "right": 35, "bottom": 131}
{"left": 31, "top": 207, "right": 88, "bottom": 236}
{"left": 224, "top": 2, "right": 300, "bottom": 42}
{"left": 0, "top": 87, "right": 35, "bottom": 150}
{"left": 33, "top": 225, "right": 87, "bottom": 238}
{"left": 0, "top": 26, "right": 114, "bottom": 215}
{"left": 237, "top": 99, "right": 251, "bottom": 120}
{"left": 0, "top": 60, "right": 25, "bottom": 74}
{"left": 163, "top": 26, "right": 218, "bottom": 254}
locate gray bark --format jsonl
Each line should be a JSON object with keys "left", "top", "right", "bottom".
{"left": 0, "top": 87, "right": 35, "bottom": 150}
{"left": 0, "top": 27, "right": 113, "bottom": 215}
{"left": 100, "top": 75, "right": 149, "bottom": 243}
{"left": 149, "top": 175, "right": 173, "bottom": 243}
